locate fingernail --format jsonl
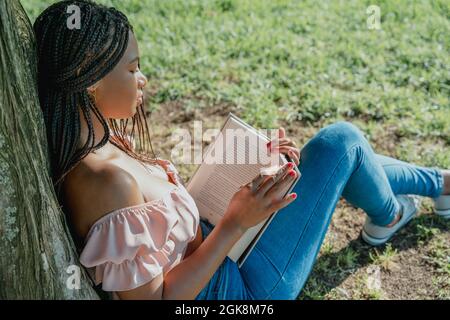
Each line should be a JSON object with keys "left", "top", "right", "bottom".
{"left": 291, "top": 193, "right": 297, "bottom": 199}
{"left": 287, "top": 162, "right": 293, "bottom": 168}
{"left": 289, "top": 170, "right": 295, "bottom": 177}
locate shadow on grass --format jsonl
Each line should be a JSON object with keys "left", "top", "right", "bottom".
{"left": 298, "top": 213, "right": 450, "bottom": 299}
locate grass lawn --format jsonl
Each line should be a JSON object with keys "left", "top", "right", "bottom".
{"left": 23, "top": 0, "right": 449, "bottom": 299}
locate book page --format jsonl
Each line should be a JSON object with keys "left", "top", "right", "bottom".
{"left": 187, "top": 114, "right": 286, "bottom": 225}
{"left": 195, "top": 164, "right": 264, "bottom": 218}
{"left": 186, "top": 113, "right": 300, "bottom": 264}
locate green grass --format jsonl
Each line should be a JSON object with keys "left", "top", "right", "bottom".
{"left": 22, "top": 0, "right": 450, "bottom": 299}
{"left": 23, "top": 0, "right": 449, "bottom": 140}
{"left": 369, "top": 243, "right": 399, "bottom": 271}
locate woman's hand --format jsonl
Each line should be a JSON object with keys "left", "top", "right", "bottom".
{"left": 267, "top": 127, "right": 300, "bottom": 166}
{"left": 222, "top": 162, "right": 298, "bottom": 233}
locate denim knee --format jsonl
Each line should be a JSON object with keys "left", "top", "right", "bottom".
{"left": 301, "top": 121, "right": 367, "bottom": 159}
{"left": 322, "top": 121, "right": 365, "bottom": 145}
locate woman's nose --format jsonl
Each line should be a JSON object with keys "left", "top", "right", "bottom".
{"left": 138, "top": 73, "right": 148, "bottom": 89}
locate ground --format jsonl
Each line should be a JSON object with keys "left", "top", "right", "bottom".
{"left": 23, "top": 0, "right": 449, "bottom": 299}
{"left": 149, "top": 100, "right": 450, "bottom": 300}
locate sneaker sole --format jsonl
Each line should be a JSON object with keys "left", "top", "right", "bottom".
{"left": 435, "top": 209, "right": 450, "bottom": 219}
{"left": 361, "top": 229, "right": 392, "bottom": 246}
{"left": 361, "top": 213, "right": 416, "bottom": 246}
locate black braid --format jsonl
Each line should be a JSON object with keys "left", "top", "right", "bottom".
{"left": 34, "top": 0, "right": 159, "bottom": 206}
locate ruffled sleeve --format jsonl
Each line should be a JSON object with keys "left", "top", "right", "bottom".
{"left": 79, "top": 201, "right": 179, "bottom": 292}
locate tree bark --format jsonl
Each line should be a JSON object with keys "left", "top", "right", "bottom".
{"left": 0, "top": 0, "right": 99, "bottom": 299}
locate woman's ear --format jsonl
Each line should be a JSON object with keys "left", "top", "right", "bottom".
{"left": 87, "top": 86, "right": 95, "bottom": 94}
{"left": 87, "top": 80, "right": 101, "bottom": 94}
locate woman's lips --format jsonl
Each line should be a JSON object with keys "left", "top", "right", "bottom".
{"left": 137, "top": 92, "right": 143, "bottom": 104}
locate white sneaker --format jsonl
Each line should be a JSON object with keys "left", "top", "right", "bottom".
{"left": 433, "top": 194, "right": 450, "bottom": 219}
{"left": 361, "top": 195, "right": 421, "bottom": 246}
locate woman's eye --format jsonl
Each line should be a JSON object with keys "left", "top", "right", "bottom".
{"left": 130, "top": 61, "right": 141, "bottom": 74}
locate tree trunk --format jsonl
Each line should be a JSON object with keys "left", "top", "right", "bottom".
{"left": 0, "top": 0, "right": 99, "bottom": 299}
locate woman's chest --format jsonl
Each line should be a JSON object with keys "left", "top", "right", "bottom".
{"left": 111, "top": 154, "right": 203, "bottom": 257}
{"left": 109, "top": 156, "right": 176, "bottom": 202}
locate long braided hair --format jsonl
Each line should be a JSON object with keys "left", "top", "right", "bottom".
{"left": 33, "top": 0, "right": 160, "bottom": 203}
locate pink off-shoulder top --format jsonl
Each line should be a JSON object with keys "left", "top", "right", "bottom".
{"left": 78, "top": 158, "right": 200, "bottom": 296}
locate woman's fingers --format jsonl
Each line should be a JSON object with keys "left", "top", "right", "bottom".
{"left": 265, "top": 167, "right": 297, "bottom": 200}
{"left": 267, "top": 137, "right": 297, "bottom": 149}
{"left": 274, "top": 145, "right": 300, "bottom": 157}
{"left": 281, "top": 138, "right": 298, "bottom": 148}
{"left": 273, "top": 146, "right": 300, "bottom": 166}
{"left": 287, "top": 149, "right": 300, "bottom": 166}
{"left": 249, "top": 173, "right": 266, "bottom": 192}
{"left": 256, "top": 162, "right": 293, "bottom": 196}
{"left": 267, "top": 192, "right": 297, "bottom": 213}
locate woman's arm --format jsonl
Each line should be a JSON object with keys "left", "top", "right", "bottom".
{"left": 81, "top": 163, "right": 245, "bottom": 300}
{"left": 115, "top": 217, "right": 244, "bottom": 300}
{"left": 162, "top": 218, "right": 244, "bottom": 299}
{"left": 115, "top": 162, "right": 296, "bottom": 300}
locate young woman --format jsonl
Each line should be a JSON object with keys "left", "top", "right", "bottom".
{"left": 34, "top": 1, "right": 450, "bottom": 300}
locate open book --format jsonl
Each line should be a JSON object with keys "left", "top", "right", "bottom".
{"left": 186, "top": 113, "right": 301, "bottom": 268}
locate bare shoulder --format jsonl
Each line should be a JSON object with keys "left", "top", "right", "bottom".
{"left": 63, "top": 158, "right": 145, "bottom": 240}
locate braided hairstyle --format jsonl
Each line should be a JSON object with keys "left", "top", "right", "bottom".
{"left": 34, "top": 0, "right": 159, "bottom": 202}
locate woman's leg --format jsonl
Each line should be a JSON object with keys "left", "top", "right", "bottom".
{"left": 339, "top": 154, "right": 443, "bottom": 222}
{"left": 238, "top": 121, "right": 444, "bottom": 300}
{"left": 374, "top": 154, "right": 443, "bottom": 197}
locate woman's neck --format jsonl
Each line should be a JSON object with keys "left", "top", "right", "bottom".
{"left": 77, "top": 107, "right": 116, "bottom": 159}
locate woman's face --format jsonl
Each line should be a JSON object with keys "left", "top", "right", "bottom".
{"left": 89, "top": 30, "right": 147, "bottom": 119}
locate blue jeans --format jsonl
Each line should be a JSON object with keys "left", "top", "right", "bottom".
{"left": 194, "top": 121, "right": 444, "bottom": 300}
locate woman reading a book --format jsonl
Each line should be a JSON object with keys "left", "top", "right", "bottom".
{"left": 34, "top": 1, "right": 449, "bottom": 300}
